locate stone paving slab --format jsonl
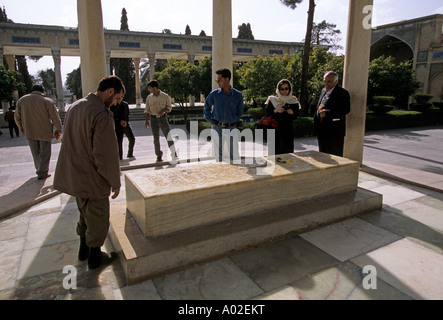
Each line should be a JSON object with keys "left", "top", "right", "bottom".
{"left": 351, "top": 238, "right": 443, "bottom": 300}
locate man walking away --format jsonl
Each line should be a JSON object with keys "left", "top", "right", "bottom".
{"left": 15, "top": 85, "right": 62, "bottom": 180}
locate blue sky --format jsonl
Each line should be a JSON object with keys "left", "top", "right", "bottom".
{"left": 2, "top": 0, "right": 443, "bottom": 84}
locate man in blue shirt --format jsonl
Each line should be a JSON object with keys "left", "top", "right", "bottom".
{"left": 204, "top": 69, "right": 244, "bottom": 162}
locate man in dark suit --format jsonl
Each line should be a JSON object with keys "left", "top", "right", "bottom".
{"left": 313, "top": 71, "right": 351, "bottom": 157}
{"left": 111, "top": 99, "right": 136, "bottom": 160}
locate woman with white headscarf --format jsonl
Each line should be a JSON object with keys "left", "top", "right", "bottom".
{"left": 265, "top": 79, "right": 300, "bottom": 155}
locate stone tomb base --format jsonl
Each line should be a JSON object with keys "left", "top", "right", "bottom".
{"left": 109, "top": 152, "right": 382, "bottom": 284}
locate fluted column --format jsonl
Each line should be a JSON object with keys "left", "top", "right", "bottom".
{"left": 77, "top": 0, "right": 107, "bottom": 95}
{"left": 51, "top": 47, "right": 65, "bottom": 112}
{"left": 188, "top": 53, "right": 196, "bottom": 106}
{"left": 343, "top": 0, "right": 374, "bottom": 164}
{"left": 148, "top": 53, "right": 156, "bottom": 81}
{"left": 133, "top": 58, "right": 141, "bottom": 107}
{"left": 106, "top": 49, "right": 111, "bottom": 76}
{"left": 212, "top": 0, "right": 233, "bottom": 89}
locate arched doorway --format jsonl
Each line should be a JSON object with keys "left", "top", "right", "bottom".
{"left": 370, "top": 35, "right": 414, "bottom": 63}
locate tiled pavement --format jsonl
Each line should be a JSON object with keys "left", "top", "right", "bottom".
{"left": 0, "top": 121, "right": 442, "bottom": 300}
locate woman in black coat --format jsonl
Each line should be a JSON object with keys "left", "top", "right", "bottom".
{"left": 265, "top": 79, "right": 300, "bottom": 155}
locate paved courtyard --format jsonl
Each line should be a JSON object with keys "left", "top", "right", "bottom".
{"left": 0, "top": 120, "right": 442, "bottom": 301}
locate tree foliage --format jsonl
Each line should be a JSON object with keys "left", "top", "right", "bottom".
{"left": 155, "top": 59, "right": 199, "bottom": 122}
{"left": 65, "top": 66, "right": 82, "bottom": 100}
{"left": 368, "top": 56, "right": 420, "bottom": 108}
{"left": 185, "top": 25, "right": 191, "bottom": 36}
{"left": 311, "top": 20, "right": 342, "bottom": 52}
{"left": 236, "top": 47, "right": 344, "bottom": 113}
{"left": 280, "top": 0, "right": 316, "bottom": 115}
{"left": 110, "top": 8, "right": 136, "bottom": 103}
{"left": 0, "top": 65, "right": 23, "bottom": 102}
{"left": 194, "top": 56, "right": 213, "bottom": 97}
{"left": 237, "top": 23, "right": 254, "bottom": 40}
{"left": 237, "top": 55, "right": 293, "bottom": 100}
{"left": 37, "top": 69, "right": 56, "bottom": 94}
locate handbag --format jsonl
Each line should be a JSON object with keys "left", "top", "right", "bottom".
{"left": 258, "top": 115, "right": 279, "bottom": 128}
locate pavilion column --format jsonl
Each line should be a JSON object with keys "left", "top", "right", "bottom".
{"left": 343, "top": 0, "right": 374, "bottom": 164}
{"left": 188, "top": 53, "right": 196, "bottom": 106}
{"left": 51, "top": 47, "right": 65, "bottom": 112}
{"left": 106, "top": 49, "right": 112, "bottom": 76}
{"left": 212, "top": 0, "right": 233, "bottom": 89}
{"left": 148, "top": 53, "right": 156, "bottom": 81}
{"left": 133, "top": 58, "right": 142, "bottom": 107}
{"left": 77, "top": 0, "right": 107, "bottom": 95}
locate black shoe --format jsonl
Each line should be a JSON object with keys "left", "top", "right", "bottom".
{"left": 127, "top": 154, "right": 134, "bottom": 158}
{"left": 37, "top": 173, "right": 51, "bottom": 180}
{"left": 78, "top": 237, "right": 89, "bottom": 261}
{"left": 156, "top": 157, "right": 163, "bottom": 162}
{"left": 88, "top": 247, "right": 117, "bottom": 269}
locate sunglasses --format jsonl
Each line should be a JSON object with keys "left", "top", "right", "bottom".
{"left": 280, "top": 87, "right": 290, "bottom": 91}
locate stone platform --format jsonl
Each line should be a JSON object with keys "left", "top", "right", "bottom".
{"left": 109, "top": 151, "right": 382, "bottom": 284}
{"left": 125, "top": 151, "right": 360, "bottom": 237}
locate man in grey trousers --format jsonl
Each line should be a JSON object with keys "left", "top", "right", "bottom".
{"left": 144, "top": 80, "right": 177, "bottom": 162}
{"left": 54, "top": 76, "right": 124, "bottom": 269}
{"left": 15, "top": 85, "right": 62, "bottom": 180}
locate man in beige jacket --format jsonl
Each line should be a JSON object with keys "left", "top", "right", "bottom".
{"left": 15, "top": 85, "right": 62, "bottom": 180}
{"left": 54, "top": 76, "right": 125, "bottom": 269}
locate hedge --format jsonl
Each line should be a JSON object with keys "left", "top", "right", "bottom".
{"left": 191, "top": 108, "right": 443, "bottom": 137}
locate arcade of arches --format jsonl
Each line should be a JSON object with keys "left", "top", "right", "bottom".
{"left": 371, "top": 14, "right": 443, "bottom": 102}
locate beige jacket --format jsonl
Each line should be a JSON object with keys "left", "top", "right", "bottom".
{"left": 144, "top": 91, "right": 172, "bottom": 116}
{"left": 54, "top": 93, "right": 121, "bottom": 199}
{"left": 15, "top": 91, "right": 62, "bottom": 141}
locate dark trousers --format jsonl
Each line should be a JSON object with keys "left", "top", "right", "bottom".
{"left": 317, "top": 134, "right": 345, "bottom": 157}
{"left": 27, "top": 140, "right": 52, "bottom": 178}
{"left": 76, "top": 197, "right": 110, "bottom": 248}
{"left": 150, "top": 117, "right": 176, "bottom": 159}
{"left": 116, "top": 125, "right": 135, "bottom": 159}
{"left": 8, "top": 120, "right": 19, "bottom": 137}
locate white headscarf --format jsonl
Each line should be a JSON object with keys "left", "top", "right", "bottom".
{"left": 267, "top": 79, "right": 299, "bottom": 109}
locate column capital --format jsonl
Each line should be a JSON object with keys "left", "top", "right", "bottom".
{"left": 51, "top": 47, "right": 61, "bottom": 63}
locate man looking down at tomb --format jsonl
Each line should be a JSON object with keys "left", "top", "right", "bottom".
{"left": 54, "top": 76, "right": 125, "bottom": 269}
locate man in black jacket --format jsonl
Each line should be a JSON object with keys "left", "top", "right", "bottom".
{"left": 111, "top": 99, "right": 136, "bottom": 160}
{"left": 313, "top": 71, "right": 351, "bottom": 157}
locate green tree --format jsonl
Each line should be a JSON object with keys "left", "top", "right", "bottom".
{"left": 280, "top": 0, "right": 316, "bottom": 116}
{"left": 1, "top": 7, "right": 35, "bottom": 95}
{"left": 155, "top": 59, "right": 199, "bottom": 123}
{"left": 185, "top": 24, "right": 191, "bottom": 35}
{"left": 110, "top": 8, "right": 136, "bottom": 103}
{"left": 194, "top": 56, "right": 213, "bottom": 98}
{"left": 0, "top": 6, "right": 12, "bottom": 23}
{"left": 237, "top": 23, "right": 254, "bottom": 40}
{"left": 37, "top": 68, "right": 56, "bottom": 94}
{"left": 16, "top": 55, "right": 33, "bottom": 94}
{"left": 368, "top": 56, "right": 420, "bottom": 108}
{"left": 311, "top": 20, "right": 342, "bottom": 52}
{"left": 65, "top": 66, "right": 82, "bottom": 100}
{"left": 0, "top": 65, "right": 23, "bottom": 102}
{"left": 237, "top": 55, "right": 292, "bottom": 101}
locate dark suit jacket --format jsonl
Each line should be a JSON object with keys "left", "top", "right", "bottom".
{"left": 313, "top": 85, "right": 350, "bottom": 137}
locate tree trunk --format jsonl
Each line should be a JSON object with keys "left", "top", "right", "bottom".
{"left": 300, "top": 0, "right": 316, "bottom": 116}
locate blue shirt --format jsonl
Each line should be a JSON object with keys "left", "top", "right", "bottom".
{"left": 204, "top": 86, "right": 244, "bottom": 124}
